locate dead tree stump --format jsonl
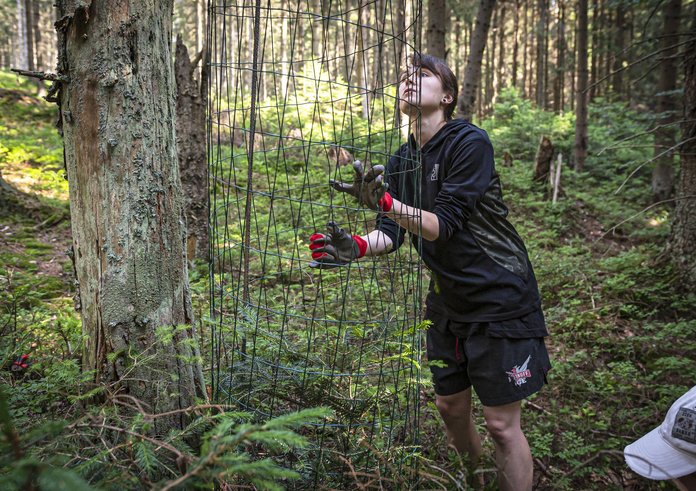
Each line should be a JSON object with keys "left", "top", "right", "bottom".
{"left": 533, "top": 136, "right": 555, "bottom": 182}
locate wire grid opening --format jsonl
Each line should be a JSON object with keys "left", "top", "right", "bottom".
{"left": 208, "top": 0, "right": 426, "bottom": 485}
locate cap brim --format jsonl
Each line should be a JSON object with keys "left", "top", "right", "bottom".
{"left": 624, "top": 427, "right": 696, "bottom": 480}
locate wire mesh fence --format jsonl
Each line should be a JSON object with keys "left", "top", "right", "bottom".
{"left": 208, "top": 0, "right": 428, "bottom": 485}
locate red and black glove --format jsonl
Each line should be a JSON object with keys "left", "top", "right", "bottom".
{"left": 308, "top": 221, "right": 368, "bottom": 268}
{"left": 11, "top": 354, "right": 31, "bottom": 372}
{"left": 330, "top": 160, "right": 393, "bottom": 212}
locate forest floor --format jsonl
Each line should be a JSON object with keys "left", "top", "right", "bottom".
{"left": 2, "top": 70, "right": 695, "bottom": 490}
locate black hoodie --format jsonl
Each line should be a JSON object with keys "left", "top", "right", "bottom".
{"left": 376, "top": 119, "right": 545, "bottom": 327}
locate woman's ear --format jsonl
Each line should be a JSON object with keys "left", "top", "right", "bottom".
{"left": 442, "top": 94, "right": 453, "bottom": 104}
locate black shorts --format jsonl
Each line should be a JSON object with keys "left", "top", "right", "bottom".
{"left": 425, "top": 308, "right": 551, "bottom": 406}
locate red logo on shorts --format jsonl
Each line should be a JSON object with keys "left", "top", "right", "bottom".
{"left": 506, "top": 355, "right": 532, "bottom": 386}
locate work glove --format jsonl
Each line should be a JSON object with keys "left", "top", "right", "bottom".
{"left": 308, "top": 221, "right": 368, "bottom": 268}
{"left": 330, "top": 160, "right": 393, "bottom": 212}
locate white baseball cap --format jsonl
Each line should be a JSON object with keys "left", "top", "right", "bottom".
{"left": 624, "top": 385, "right": 696, "bottom": 480}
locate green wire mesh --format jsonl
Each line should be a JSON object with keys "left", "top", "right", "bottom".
{"left": 208, "top": 0, "right": 427, "bottom": 485}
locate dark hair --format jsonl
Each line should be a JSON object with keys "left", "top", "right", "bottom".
{"left": 406, "top": 53, "right": 459, "bottom": 119}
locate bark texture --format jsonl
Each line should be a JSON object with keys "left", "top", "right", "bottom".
{"left": 574, "top": 0, "right": 589, "bottom": 170}
{"left": 652, "top": 0, "right": 682, "bottom": 203}
{"left": 24, "top": 0, "right": 34, "bottom": 70}
{"left": 611, "top": 1, "right": 625, "bottom": 96}
{"left": 56, "top": 0, "right": 205, "bottom": 431}
{"left": 426, "top": 0, "right": 447, "bottom": 59}
{"left": 512, "top": 0, "right": 519, "bottom": 87}
{"left": 533, "top": 136, "right": 554, "bottom": 181}
{"left": 16, "top": 0, "right": 28, "bottom": 69}
{"left": 458, "top": 0, "right": 496, "bottom": 120}
{"left": 496, "top": 2, "right": 506, "bottom": 89}
{"left": 535, "top": 0, "right": 547, "bottom": 108}
{"left": 175, "top": 36, "right": 209, "bottom": 262}
{"left": 670, "top": 11, "right": 696, "bottom": 292}
{"left": 553, "top": 0, "right": 565, "bottom": 114}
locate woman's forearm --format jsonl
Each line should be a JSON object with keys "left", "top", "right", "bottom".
{"left": 385, "top": 198, "right": 440, "bottom": 241}
{"left": 360, "top": 229, "right": 395, "bottom": 257}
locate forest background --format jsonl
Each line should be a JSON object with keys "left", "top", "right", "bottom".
{"left": 1, "top": 0, "right": 695, "bottom": 490}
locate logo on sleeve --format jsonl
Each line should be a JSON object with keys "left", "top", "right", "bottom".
{"left": 506, "top": 355, "right": 532, "bottom": 386}
{"left": 430, "top": 164, "right": 439, "bottom": 181}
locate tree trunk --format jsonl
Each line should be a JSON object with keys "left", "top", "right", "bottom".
{"left": 31, "top": 0, "right": 45, "bottom": 94}
{"left": 553, "top": 0, "right": 565, "bottom": 114}
{"left": 535, "top": 0, "right": 547, "bottom": 108}
{"left": 455, "top": 16, "right": 462, "bottom": 77}
{"left": 512, "top": 0, "right": 519, "bottom": 88}
{"left": 24, "top": 0, "right": 35, "bottom": 70}
{"left": 612, "top": 0, "right": 625, "bottom": 96}
{"left": 603, "top": 8, "right": 612, "bottom": 94}
{"left": 32, "top": 0, "right": 41, "bottom": 68}
{"left": 487, "top": 6, "right": 496, "bottom": 110}
{"left": 589, "top": 0, "right": 598, "bottom": 100}
{"left": 497, "top": 2, "right": 506, "bottom": 89}
{"left": 56, "top": 0, "right": 205, "bottom": 431}
{"left": 652, "top": 0, "right": 682, "bottom": 203}
{"left": 16, "top": 0, "right": 28, "bottom": 69}
{"left": 426, "top": 0, "right": 447, "bottom": 59}
{"left": 357, "top": 0, "right": 370, "bottom": 119}
{"left": 280, "top": 0, "right": 289, "bottom": 98}
{"left": 669, "top": 4, "right": 696, "bottom": 292}
{"left": 626, "top": 6, "right": 634, "bottom": 106}
{"left": 574, "top": 0, "right": 589, "bottom": 171}
{"left": 175, "top": 36, "right": 209, "bottom": 262}
{"left": 196, "top": 0, "right": 204, "bottom": 54}
{"left": 394, "top": 0, "right": 405, "bottom": 127}
{"left": 458, "top": 0, "right": 496, "bottom": 121}
{"left": 522, "top": 0, "right": 528, "bottom": 96}
{"left": 569, "top": 2, "right": 576, "bottom": 110}
{"left": 543, "top": 0, "right": 550, "bottom": 108}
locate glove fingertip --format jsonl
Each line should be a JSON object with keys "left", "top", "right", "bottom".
{"left": 330, "top": 181, "right": 352, "bottom": 193}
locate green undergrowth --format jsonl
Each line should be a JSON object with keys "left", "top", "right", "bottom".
{"left": 1, "top": 73, "right": 694, "bottom": 490}
{"left": 0, "top": 71, "right": 66, "bottom": 204}
{"left": 478, "top": 89, "right": 695, "bottom": 490}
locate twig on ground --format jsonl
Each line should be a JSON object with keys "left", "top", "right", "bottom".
{"left": 524, "top": 400, "right": 552, "bottom": 416}
{"left": 561, "top": 450, "right": 626, "bottom": 479}
{"left": 69, "top": 418, "right": 191, "bottom": 463}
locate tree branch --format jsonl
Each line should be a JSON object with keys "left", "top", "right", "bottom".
{"left": 600, "top": 194, "right": 696, "bottom": 240}
{"left": 614, "top": 135, "right": 696, "bottom": 194}
{"left": 10, "top": 68, "right": 69, "bottom": 83}
{"left": 585, "top": 37, "right": 695, "bottom": 94}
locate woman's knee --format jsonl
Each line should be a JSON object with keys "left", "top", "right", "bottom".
{"left": 483, "top": 402, "right": 522, "bottom": 444}
{"left": 435, "top": 390, "right": 472, "bottom": 420}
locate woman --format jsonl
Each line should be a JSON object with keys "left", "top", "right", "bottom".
{"left": 309, "top": 53, "right": 551, "bottom": 491}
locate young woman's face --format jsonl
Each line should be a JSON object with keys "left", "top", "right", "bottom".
{"left": 398, "top": 65, "right": 451, "bottom": 118}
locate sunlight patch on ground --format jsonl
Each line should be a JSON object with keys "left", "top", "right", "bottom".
{"left": 2, "top": 160, "right": 68, "bottom": 201}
